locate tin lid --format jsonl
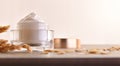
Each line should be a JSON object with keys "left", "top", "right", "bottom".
{"left": 18, "top": 12, "right": 48, "bottom": 29}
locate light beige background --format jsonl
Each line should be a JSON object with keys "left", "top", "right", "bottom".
{"left": 0, "top": 0, "right": 120, "bottom": 44}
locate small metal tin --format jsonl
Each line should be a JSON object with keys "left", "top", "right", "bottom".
{"left": 54, "top": 38, "right": 80, "bottom": 49}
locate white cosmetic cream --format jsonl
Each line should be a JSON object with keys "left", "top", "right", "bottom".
{"left": 18, "top": 13, "right": 49, "bottom": 45}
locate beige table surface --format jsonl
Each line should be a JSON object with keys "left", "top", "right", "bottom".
{"left": 0, "top": 45, "right": 120, "bottom": 66}
{"left": 0, "top": 45, "right": 120, "bottom": 58}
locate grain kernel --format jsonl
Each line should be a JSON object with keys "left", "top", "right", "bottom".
{"left": 57, "top": 51, "right": 65, "bottom": 55}
{"left": 99, "top": 50, "right": 110, "bottom": 54}
{"left": 64, "top": 50, "right": 74, "bottom": 53}
{"left": 87, "top": 49, "right": 99, "bottom": 54}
